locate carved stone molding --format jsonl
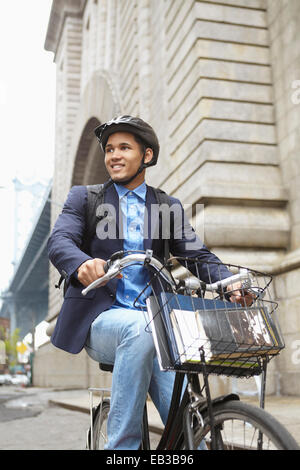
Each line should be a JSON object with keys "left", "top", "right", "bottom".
{"left": 45, "top": 0, "right": 86, "bottom": 53}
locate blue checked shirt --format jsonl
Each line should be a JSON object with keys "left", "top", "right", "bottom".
{"left": 111, "top": 182, "right": 151, "bottom": 309}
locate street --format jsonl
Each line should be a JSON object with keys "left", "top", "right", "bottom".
{"left": 0, "top": 385, "right": 161, "bottom": 451}
{"left": 1, "top": 384, "right": 300, "bottom": 451}
{"left": 0, "top": 386, "right": 91, "bottom": 450}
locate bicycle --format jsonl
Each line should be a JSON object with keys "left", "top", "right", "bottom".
{"left": 85, "top": 249, "right": 299, "bottom": 450}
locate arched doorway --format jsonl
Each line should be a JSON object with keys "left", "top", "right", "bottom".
{"left": 71, "top": 117, "right": 109, "bottom": 185}
{"left": 70, "top": 70, "right": 122, "bottom": 186}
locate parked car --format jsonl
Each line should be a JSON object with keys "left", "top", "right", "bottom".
{"left": 10, "top": 374, "right": 30, "bottom": 386}
{"left": 0, "top": 373, "right": 13, "bottom": 385}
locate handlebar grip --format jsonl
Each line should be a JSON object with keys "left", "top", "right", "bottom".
{"left": 103, "top": 251, "right": 124, "bottom": 274}
{"left": 103, "top": 261, "right": 109, "bottom": 274}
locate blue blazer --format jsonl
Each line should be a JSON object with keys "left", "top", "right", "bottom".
{"left": 47, "top": 183, "right": 231, "bottom": 353}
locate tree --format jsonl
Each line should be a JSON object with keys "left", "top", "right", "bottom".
{"left": 0, "top": 326, "right": 20, "bottom": 370}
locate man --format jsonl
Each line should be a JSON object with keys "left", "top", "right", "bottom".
{"left": 48, "top": 115, "right": 251, "bottom": 449}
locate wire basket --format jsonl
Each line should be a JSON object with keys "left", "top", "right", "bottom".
{"left": 137, "top": 257, "right": 284, "bottom": 378}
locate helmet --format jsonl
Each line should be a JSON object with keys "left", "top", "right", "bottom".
{"left": 94, "top": 115, "right": 160, "bottom": 167}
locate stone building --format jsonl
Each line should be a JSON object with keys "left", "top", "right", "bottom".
{"left": 34, "top": 0, "right": 300, "bottom": 396}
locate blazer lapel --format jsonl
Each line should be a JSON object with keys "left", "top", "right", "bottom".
{"left": 103, "top": 182, "right": 123, "bottom": 247}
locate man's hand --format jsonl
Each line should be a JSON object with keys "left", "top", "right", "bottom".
{"left": 77, "top": 258, "right": 107, "bottom": 287}
{"left": 226, "top": 281, "right": 255, "bottom": 307}
{"left": 77, "top": 258, "right": 122, "bottom": 287}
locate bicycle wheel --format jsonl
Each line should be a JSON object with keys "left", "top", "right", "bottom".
{"left": 89, "top": 399, "right": 110, "bottom": 450}
{"left": 186, "top": 400, "right": 299, "bottom": 450}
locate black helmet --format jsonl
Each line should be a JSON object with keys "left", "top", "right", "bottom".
{"left": 94, "top": 115, "right": 159, "bottom": 168}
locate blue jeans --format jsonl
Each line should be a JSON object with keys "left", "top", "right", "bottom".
{"left": 85, "top": 307, "right": 206, "bottom": 450}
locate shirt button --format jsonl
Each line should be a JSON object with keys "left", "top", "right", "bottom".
{"left": 126, "top": 295, "right": 129, "bottom": 299}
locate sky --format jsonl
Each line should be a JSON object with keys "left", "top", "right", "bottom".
{"left": 0, "top": 0, "right": 55, "bottom": 300}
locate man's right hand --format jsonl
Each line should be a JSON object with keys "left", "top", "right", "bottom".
{"left": 77, "top": 258, "right": 108, "bottom": 287}
{"left": 77, "top": 258, "right": 122, "bottom": 287}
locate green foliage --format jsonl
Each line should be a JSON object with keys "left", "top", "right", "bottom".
{"left": 0, "top": 326, "right": 20, "bottom": 369}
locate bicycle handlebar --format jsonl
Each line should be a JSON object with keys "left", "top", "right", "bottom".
{"left": 183, "top": 268, "right": 250, "bottom": 292}
{"left": 81, "top": 250, "right": 251, "bottom": 297}
{"left": 81, "top": 250, "right": 173, "bottom": 296}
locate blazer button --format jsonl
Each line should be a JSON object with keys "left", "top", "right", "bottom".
{"left": 109, "top": 293, "right": 115, "bottom": 299}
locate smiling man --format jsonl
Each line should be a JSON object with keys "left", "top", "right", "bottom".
{"left": 104, "top": 131, "right": 153, "bottom": 188}
{"left": 48, "top": 115, "right": 251, "bottom": 450}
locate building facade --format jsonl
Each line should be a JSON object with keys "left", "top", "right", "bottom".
{"left": 35, "top": 0, "right": 300, "bottom": 395}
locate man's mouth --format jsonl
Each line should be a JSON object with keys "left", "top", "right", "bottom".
{"left": 111, "top": 164, "right": 125, "bottom": 170}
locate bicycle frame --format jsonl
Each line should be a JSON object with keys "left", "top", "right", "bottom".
{"left": 156, "top": 369, "right": 241, "bottom": 450}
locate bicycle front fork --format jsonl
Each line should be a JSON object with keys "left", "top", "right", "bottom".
{"left": 183, "top": 350, "right": 221, "bottom": 450}
{"left": 183, "top": 374, "right": 206, "bottom": 450}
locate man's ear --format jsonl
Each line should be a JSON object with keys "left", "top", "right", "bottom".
{"left": 144, "top": 148, "right": 153, "bottom": 164}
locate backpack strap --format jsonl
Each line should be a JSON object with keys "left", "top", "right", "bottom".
{"left": 151, "top": 187, "right": 174, "bottom": 265}
{"left": 82, "top": 183, "right": 105, "bottom": 254}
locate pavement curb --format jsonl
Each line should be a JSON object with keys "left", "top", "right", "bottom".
{"left": 47, "top": 393, "right": 300, "bottom": 445}
{"left": 48, "top": 397, "right": 164, "bottom": 436}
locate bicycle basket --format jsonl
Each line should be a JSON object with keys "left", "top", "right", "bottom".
{"left": 141, "top": 257, "right": 284, "bottom": 378}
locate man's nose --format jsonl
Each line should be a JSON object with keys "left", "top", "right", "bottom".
{"left": 111, "top": 149, "right": 122, "bottom": 159}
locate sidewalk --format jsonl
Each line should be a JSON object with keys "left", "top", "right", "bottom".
{"left": 49, "top": 389, "right": 300, "bottom": 445}
{"left": 49, "top": 389, "right": 165, "bottom": 435}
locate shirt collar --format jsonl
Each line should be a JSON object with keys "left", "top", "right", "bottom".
{"left": 114, "top": 181, "right": 147, "bottom": 201}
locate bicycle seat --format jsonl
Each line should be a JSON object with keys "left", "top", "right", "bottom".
{"left": 99, "top": 363, "right": 114, "bottom": 373}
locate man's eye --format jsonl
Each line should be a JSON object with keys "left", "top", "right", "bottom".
{"left": 121, "top": 146, "right": 129, "bottom": 151}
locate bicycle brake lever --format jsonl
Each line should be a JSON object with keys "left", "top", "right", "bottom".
{"left": 81, "top": 264, "right": 121, "bottom": 296}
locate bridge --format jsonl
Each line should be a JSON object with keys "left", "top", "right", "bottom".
{"left": 0, "top": 185, "right": 51, "bottom": 344}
